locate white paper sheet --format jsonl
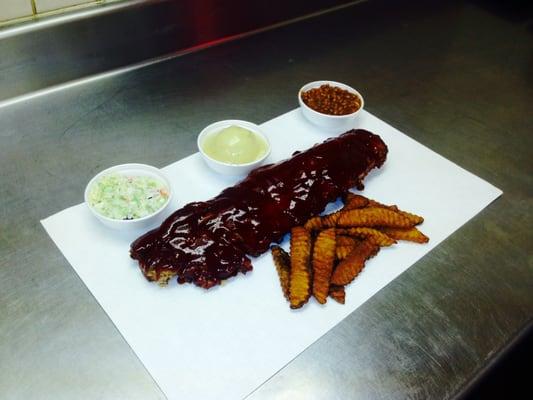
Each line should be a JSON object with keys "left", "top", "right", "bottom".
{"left": 42, "top": 109, "right": 502, "bottom": 400}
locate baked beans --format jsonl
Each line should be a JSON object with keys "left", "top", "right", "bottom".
{"left": 301, "top": 84, "right": 361, "bottom": 115}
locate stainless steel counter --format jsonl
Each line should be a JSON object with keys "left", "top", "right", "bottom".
{"left": 1, "top": 1, "right": 532, "bottom": 399}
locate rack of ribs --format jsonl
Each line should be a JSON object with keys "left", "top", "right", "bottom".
{"left": 130, "top": 129, "right": 388, "bottom": 288}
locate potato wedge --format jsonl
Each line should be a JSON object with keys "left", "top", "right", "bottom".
{"left": 337, "top": 207, "right": 414, "bottom": 228}
{"left": 379, "top": 227, "right": 429, "bottom": 243}
{"left": 271, "top": 245, "right": 291, "bottom": 301}
{"left": 336, "top": 227, "right": 396, "bottom": 247}
{"left": 311, "top": 228, "right": 337, "bottom": 304}
{"left": 331, "top": 239, "right": 379, "bottom": 285}
{"left": 367, "top": 199, "right": 423, "bottom": 225}
{"left": 367, "top": 199, "right": 399, "bottom": 211}
{"left": 304, "top": 212, "right": 341, "bottom": 231}
{"left": 342, "top": 193, "right": 369, "bottom": 210}
{"left": 289, "top": 227, "right": 312, "bottom": 309}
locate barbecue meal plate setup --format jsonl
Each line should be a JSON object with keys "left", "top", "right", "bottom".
{"left": 41, "top": 107, "right": 501, "bottom": 400}
{"left": 131, "top": 130, "right": 388, "bottom": 289}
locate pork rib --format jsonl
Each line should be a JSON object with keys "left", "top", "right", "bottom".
{"left": 130, "top": 129, "right": 388, "bottom": 288}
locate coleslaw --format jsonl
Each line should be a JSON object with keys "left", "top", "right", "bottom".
{"left": 88, "top": 173, "right": 169, "bottom": 220}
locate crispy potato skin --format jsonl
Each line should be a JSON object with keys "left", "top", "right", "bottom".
{"left": 335, "top": 236, "right": 357, "bottom": 261}
{"left": 337, "top": 236, "right": 356, "bottom": 247}
{"left": 380, "top": 227, "right": 429, "bottom": 243}
{"left": 336, "top": 227, "right": 396, "bottom": 246}
{"left": 367, "top": 199, "right": 399, "bottom": 211}
{"left": 343, "top": 193, "right": 370, "bottom": 210}
{"left": 329, "top": 285, "right": 346, "bottom": 304}
{"left": 304, "top": 212, "right": 340, "bottom": 231}
{"left": 331, "top": 239, "right": 379, "bottom": 285}
{"left": 289, "top": 227, "right": 312, "bottom": 309}
{"left": 337, "top": 208, "right": 414, "bottom": 228}
{"left": 367, "top": 199, "right": 424, "bottom": 225}
{"left": 303, "top": 216, "right": 323, "bottom": 231}
{"left": 312, "top": 228, "right": 337, "bottom": 304}
{"left": 271, "top": 245, "right": 291, "bottom": 301}
{"left": 396, "top": 211, "right": 424, "bottom": 225}
{"left": 336, "top": 245, "right": 355, "bottom": 260}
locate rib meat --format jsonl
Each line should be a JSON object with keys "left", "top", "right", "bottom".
{"left": 130, "top": 129, "right": 388, "bottom": 288}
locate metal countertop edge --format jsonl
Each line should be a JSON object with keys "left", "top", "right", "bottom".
{"left": 455, "top": 319, "right": 532, "bottom": 399}
{"left": 0, "top": 0, "right": 366, "bottom": 109}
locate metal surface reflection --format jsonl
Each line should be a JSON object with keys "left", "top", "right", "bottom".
{"left": 0, "top": 0, "right": 531, "bottom": 399}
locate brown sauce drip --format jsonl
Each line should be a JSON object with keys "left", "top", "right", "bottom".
{"left": 130, "top": 129, "right": 388, "bottom": 288}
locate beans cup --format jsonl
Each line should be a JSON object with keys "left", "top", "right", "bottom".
{"left": 298, "top": 80, "right": 364, "bottom": 132}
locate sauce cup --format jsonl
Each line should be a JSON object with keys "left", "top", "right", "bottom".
{"left": 197, "top": 120, "right": 271, "bottom": 176}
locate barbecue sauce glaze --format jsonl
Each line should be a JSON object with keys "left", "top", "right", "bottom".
{"left": 130, "top": 129, "right": 388, "bottom": 288}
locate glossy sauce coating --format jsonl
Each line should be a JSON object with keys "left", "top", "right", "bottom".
{"left": 130, "top": 129, "right": 388, "bottom": 288}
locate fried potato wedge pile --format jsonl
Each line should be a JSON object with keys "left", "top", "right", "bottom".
{"left": 271, "top": 194, "right": 429, "bottom": 309}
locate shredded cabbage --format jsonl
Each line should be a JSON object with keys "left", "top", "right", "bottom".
{"left": 88, "top": 174, "right": 169, "bottom": 220}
